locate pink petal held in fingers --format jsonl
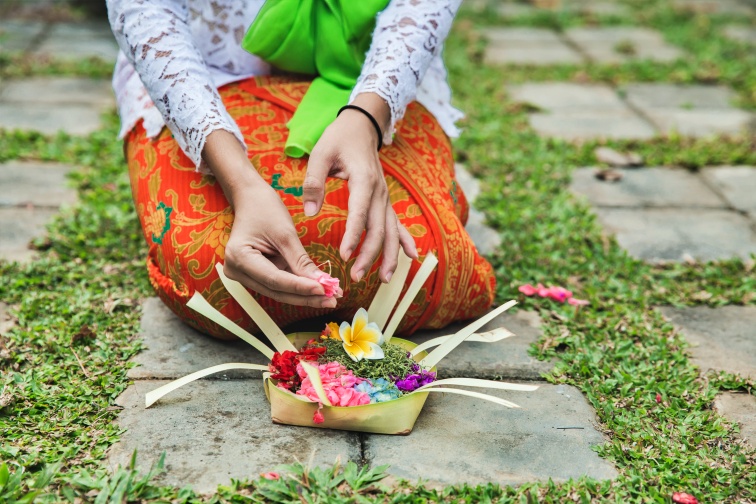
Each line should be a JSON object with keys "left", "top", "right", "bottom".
{"left": 317, "top": 273, "right": 340, "bottom": 298}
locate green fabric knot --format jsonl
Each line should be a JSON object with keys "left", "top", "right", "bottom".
{"left": 242, "top": 0, "right": 389, "bottom": 158}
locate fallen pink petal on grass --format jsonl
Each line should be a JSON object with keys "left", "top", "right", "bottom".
{"left": 520, "top": 283, "right": 588, "bottom": 306}
{"left": 672, "top": 492, "right": 698, "bottom": 504}
{"left": 261, "top": 472, "right": 280, "bottom": 480}
{"left": 567, "top": 297, "right": 589, "bottom": 306}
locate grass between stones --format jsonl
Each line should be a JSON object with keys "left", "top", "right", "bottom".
{"left": 1, "top": 1, "right": 755, "bottom": 501}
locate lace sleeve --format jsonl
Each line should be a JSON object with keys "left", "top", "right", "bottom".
{"left": 350, "top": 0, "right": 463, "bottom": 145}
{"left": 107, "top": 0, "right": 246, "bottom": 170}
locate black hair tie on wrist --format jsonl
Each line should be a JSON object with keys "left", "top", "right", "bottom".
{"left": 337, "top": 104, "right": 383, "bottom": 151}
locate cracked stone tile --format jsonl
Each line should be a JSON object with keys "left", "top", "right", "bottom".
{"left": 365, "top": 383, "right": 617, "bottom": 486}
{"left": 570, "top": 167, "right": 726, "bottom": 208}
{"left": 483, "top": 28, "right": 583, "bottom": 66}
{"left": 109, "top": 380, "right": 360, "bottom": 494}
{"left": 0, "top": 161, "right": 77, "bottom": 208}
{"left": 0, "top": 206, "right": 57, "bottom": 263}
{"left": 622, "top": 83, "right": 755, "bottom": 138}
{"left": 564, "top": 27, "right": 685, "bottom": 63}
{"left": 509, "top": 83, "right": 657, "bottom": 141}
{"left": 660, "top": 306, "right": 756, "bottom": 379}
{"left": 592, "top": 207, "right": 756, "bottom": 262}
{"left": 701, "top": 166, "right": 756, "bottom": 215}
{"left": 715, "top": 392, "right": 756, "bottom": 448}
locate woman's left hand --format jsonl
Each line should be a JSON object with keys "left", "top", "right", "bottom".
{"left": 303, "top": 93, "right": 418, "bottom": 284}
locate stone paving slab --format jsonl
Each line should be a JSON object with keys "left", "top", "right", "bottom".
{"left": 109, "top": 380, "right": 360, "bottom": 494}
{"left": 366, "top": 383, "right": 617, "bottom": 486}
{"left": 508, "top": 83, "right": 657, "bottom": 141}
{"left": 34, "top": 22, "right": 118, "bottom": 62}
{"left": 509, "top": 82, "right": 625, "bottom": 110}
{"left": 570, "top": 167, "right": 726, "bottom": 208}
{"left": 528, "top": 109, "right": 657, "bottom": 141}
{"left": 660, "top": 306, "right": 756, "bottom": 379}
{"left": 715, "top": 392, "right": 756, "bottom": 448}
{"left": 498, "top": 1, "right": 630, "bottom": 17}
{"left": 564, "top": 27, "right": 685, "bottom": 63}
{"left": 454, "top": 164, "right": 501, "bottom": 256}
{"left": 0, "top": 206, "right": 56, "bottom": 263}
{"left": 0, "top": 103, "right": 104, "bottom": 136}
{"left": 0, "top": 20, "right": 44, "bottom": 52}
{"left": 593, "top": 207, "right": 756, "bottom": 262}
{"left": 0, "top": 161, "right": 76, "bottom": 207}
{"left": 673, "top": 0, "right": 755, "bottom": 15}
{"left": 724, "top": 25, "right": 756, "bottom": 44}
{"left": 483, "top": 28, "right": 583, "bottom": 66}
{"left": 623, "top": 84, "right": 754, "bottom": 138}
{"left": 701, "top": 166, "right": 756, "bottom": 215}
{"left": 0, "top": 77, "right": 114, "bottom": 107}
{"left": 129, "top": 298, "right": 551, "bottom": 381}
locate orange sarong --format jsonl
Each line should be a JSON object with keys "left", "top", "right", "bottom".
{"left": 125, "top": 76, "right": 495, "bottom": 339}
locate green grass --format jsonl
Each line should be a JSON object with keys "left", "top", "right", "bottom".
{"left": 1, "top": 0, "right": 755, "bottom": 501}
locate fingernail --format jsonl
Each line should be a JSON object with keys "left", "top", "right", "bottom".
{"left": 343, "top": 248, "right": 353, "bottom": 261}
{"left": 385, "top": 271, "right": 393, "bottom": 283}
{"left": 353, "top": 269, "right": 364, "bottom": 281}
{"left": 322, "top": 298, "right": 337, "bottom": 308}
{"left": 304, "top": 201, "right": 317, "bottom": 217}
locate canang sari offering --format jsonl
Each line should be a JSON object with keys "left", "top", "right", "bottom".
{"left": 146, "top": 252, "right": 538, "bottom": 435}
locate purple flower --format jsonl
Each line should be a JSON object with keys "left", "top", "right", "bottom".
{"left": 394, "top": 370, "right": 436, "bottom": 393}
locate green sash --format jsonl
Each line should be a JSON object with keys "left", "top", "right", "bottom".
{"left": 242, "top": 0, "right": 389, "bottom": 158}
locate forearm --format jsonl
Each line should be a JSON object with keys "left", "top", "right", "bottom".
{"left": 202, "top": 130, "right": 267, "bottom": 208}
{"left": 107, "top": 0, "right": 245, "bottom": 168}
{"left": 350, "top": 0, "right": 462, "bottom": 142}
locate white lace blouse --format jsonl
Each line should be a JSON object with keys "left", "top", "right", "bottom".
{"left": 107, "top": 0, "right": 464, "bottom": 170}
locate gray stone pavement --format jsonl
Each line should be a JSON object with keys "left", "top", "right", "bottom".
{"left": 509, "top": 82, "right": 754, "bottom": 141}
{"left": 509, "top": 83, "right": 656, "bottom": 141}
{"left": 110, "top": 298, "right": 614, "bottom": 491}
{"left": 484, "top": 26, "right": 685, "bottom": 67}
{"left": 673, "top": 0, "right": 755, "bottom": 15}
{"left": 0, "top": 77, "right": 114, "bottom": 135}
{"left": 660, "top": 306, "right": 756, "bottom": 380}
{"left": 0, "top": 161, "right": 77, "bottom": 263}
{"left": 0, "top": 19, "right": 117, "bottom": 61}
{"left": 661, "top": 307, "right": 756, "bottom": 449}
{"left": 724, "top": 25, "right": 756, "bottom": 45}
{"left": 497, "top": 0, "right": 630, "bottom": 17}
{"left": 715, "top": 393, "right": 756, "bottom": 449}
{"left": 570, "top": 166, "right": 756, "bottom": 262}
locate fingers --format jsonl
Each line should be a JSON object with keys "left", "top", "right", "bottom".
{"left": 398, "top": 222, "right": 418, "bottom": 259}
{"left": 379, "top": 208, "right": 400, "bottom": 283}
{"left": 302, "top": 148, "right": 331, "bottom": 217}
{"left": 340, "top": 176, "right": 372, "bottom": 264}
{"left": 346, "top": 181, "right": 386, "bottom": 283}
{"left": 225, "top": 249, "right": 337, "bottom": 308}
{"left": 278, "top": 233, "right": 344, "bottom": 298}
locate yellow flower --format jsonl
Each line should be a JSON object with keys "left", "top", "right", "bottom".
{"left": 321, "top": 322, "right": 340, "bottom": 340}
{"left": 339, "top": 308, "right": 385, "bottom": 362}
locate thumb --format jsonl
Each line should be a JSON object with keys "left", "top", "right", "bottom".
{"left": 279, "top": 233, "right": 326, "bottom": 283}
{"left": 302, "top": 150, "right": 330, "bottom": 217}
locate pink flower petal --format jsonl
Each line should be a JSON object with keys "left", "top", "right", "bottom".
{"left": 518, "top": 284, "right": 539, "bottom": 296}
{"left": 313, "top": 407, "right": 325, "bottom": 424}
{"left": 672, "top": 492, "right": 698, "bottom": 504}
{"left": 317, "top": 273, "right": 340, "bottom": 298}
{"left": 545, "top": 286, "right": 573, "bottom": 302}
{"left": 567, "top": 297, "right": 589, "bottom": 306}
{"left": 262, "top": 472, "right": 280, "bottom": 480}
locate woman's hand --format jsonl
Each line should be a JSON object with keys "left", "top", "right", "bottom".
{"left": 303, "top": 93, "right": 418, "bottom": 284}
{"left": 203, "top": 130, "right": 340, "bottom": 308}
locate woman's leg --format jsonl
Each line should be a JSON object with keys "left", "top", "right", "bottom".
{"left": 125, "top": 77, "right": 495, "bottom": 339}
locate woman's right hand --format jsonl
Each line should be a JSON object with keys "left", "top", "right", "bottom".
{"left": 203, "top": 130, "right": 340, "bottom": 309}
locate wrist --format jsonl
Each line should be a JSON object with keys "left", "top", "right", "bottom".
{"left": 202, "top": 129, "right": 267, "bottom": 208}
{"left": 350, "top": 93, "right": 391, "bottom": 138}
